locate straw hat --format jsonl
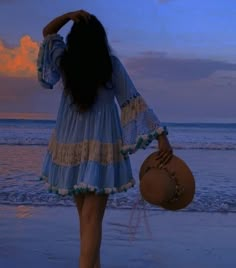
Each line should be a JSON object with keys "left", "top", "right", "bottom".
{"left": 139, "top": 152, "right": 195, "bottom": 211}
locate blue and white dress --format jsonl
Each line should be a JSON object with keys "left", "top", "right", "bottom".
{"left": 37, "top": 34, "right": 166, "bottom": 195}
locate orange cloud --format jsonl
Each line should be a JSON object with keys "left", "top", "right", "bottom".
{"left": 0, "top": 35, "right": 39, "bottom": 77}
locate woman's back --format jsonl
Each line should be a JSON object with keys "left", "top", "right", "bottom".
{"left": 37, "top": 10, "right": 172, "bottom": 267}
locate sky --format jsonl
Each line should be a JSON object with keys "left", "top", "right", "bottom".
{"left": 0, "top": 0, "right": 236, "bottom": 122}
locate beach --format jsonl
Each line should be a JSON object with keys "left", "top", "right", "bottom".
{"left": 1, "top": 119, "right": 236, "bottom": 267}
{"left": 0, "top": 205, "right": 236, "bottom": 268}
{"left": 1, "top": 0, "right": 236, "bottom": 266}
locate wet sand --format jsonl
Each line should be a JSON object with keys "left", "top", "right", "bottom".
{"left": 0, "top": 205, "right": 235, "bottom": 268}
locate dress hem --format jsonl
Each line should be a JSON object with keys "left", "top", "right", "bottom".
{"left": 40, "top": 175, "right": 135, "bottom": 196}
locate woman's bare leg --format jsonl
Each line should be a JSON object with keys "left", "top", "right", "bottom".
{"left": 74, "top": 193, "right": 108, "bottom": 268}
{"left": 74, "top": 194, "right": 85, "bottom": 240}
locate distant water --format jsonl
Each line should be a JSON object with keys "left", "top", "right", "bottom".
{"left": 0, "top": 118, "right": 235, "bottom": 150}
{"left": 0, "top": 118, "right": 236, "bottom": 212}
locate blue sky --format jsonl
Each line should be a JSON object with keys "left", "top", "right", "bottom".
{"left": 1, "top": 0, "right": 236, "bottom": 61}
{"left": 0, "top": 0, "right": 235, "bottom": 122}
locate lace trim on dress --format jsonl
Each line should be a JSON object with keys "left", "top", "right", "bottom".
{"left": 121, "top": 95, "right": 148, "bottom": 126}
{"left": 119, "top": 94, "right": 167, "bottom": 155}
{"left": 120, "top": 92, "right": 140, "bottom": 108}
{"left": 40, "top": 175, "right": 135, "bottom": 195}
{"left": 48, "top": 131, "right": 125, "bottom": 166}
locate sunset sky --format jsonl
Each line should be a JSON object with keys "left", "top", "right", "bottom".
{"left": 0, "top": 0, "right": 235, "bottom": 122}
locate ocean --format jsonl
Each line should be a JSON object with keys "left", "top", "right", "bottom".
{"left": 0, "top": 118, "right": 235, "bottom": 213}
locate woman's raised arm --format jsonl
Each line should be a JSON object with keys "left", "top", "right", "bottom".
{"left": 42, "top": 10, "right": 90, "bottom": 37}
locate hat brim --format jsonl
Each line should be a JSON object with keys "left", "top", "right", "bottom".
{"left": 139, "top": 152, "right": 195, "bottom": 211}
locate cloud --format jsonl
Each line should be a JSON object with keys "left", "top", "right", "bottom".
{"left": 124, "top": 53, "right": 236, "bottom": 81}
{"left": 0, "top": 43, "right": 235, "bottom": 122}
{"left": 158, "top": 0, "right": 172, "bottom": 4}
{"left": 0, "top": 35, "right": 39, "bottom": 78}
{"left": 120, "top": 52, "right": 236, "bottom": 122}
{"left": 0, "top": 76, "right": 61, "bottom": 114}
{"left": 0, "top": 0, "right": 24, "bottom": 3}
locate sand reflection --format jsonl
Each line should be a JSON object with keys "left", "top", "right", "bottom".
{"left": 16, "top": 205, "right": 33, "bottom": 219}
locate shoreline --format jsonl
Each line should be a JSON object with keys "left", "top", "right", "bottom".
{"left": 1, "top": 113, "right": 236, "bottom": 124}
{"left": 1, "top": 205, "right": 236, "bottom": 268}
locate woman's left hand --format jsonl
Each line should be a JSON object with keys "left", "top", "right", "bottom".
{"left": 157, "top": 134, "right": 173, "bottom": 168}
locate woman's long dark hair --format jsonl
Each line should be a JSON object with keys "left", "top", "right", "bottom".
{"left": 60, "top": 14, "right": 113, "bottom": 112}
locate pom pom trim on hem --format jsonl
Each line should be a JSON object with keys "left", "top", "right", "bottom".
{"left": 120, "top": 126, "right": 168, "bottom": 156}
{"left": 40, "top": 176, "right": 136, "bottom": 196}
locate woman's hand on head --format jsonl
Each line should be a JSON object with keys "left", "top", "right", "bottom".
{"left": 67, "top": 10, "right": 91, "bottom": 23}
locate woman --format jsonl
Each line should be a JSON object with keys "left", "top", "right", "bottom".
{"left": 37, "top": 9, "right": 172, "bottom": 268}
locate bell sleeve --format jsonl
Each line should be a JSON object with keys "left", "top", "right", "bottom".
{"left": 112, "top": 55, "right": 168, "bottom": 156}
{"left": 37, "top": 34, "right": 66, "bottom": 89}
